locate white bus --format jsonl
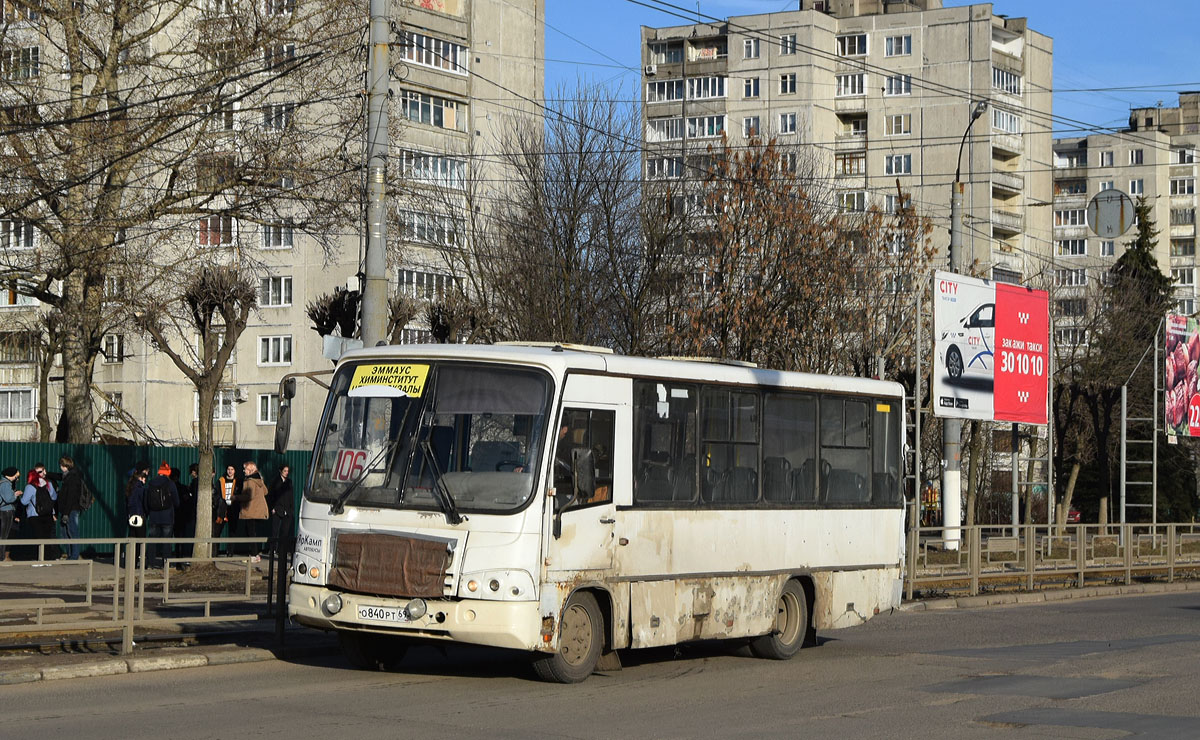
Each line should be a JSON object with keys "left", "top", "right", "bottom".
{"left": 286, "top": 344, "right": 907, "bottom": 682}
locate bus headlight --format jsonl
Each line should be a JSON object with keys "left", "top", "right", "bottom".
{"left": 459, "top": 570, "right": 534, "bottom": 600}
{"left": 322, "top": 593, "right": 343, "bottom": 615}
{"left": 405, "top": 598, "right": 427, "bottom": 620}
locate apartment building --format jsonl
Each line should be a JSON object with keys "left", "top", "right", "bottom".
{"left": 1051, "top": 93, "right": 1200, "bottom": 345}
{"left": 640, "top": 0, "right": 1053, "bottom": 284}
{"left": 0, "top": 0, "right": 544, "bottom": 449}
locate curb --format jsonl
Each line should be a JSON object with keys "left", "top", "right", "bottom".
{"left": 0, "top": 640, "right": 339, "bottom": 685}
{"left": 899, "top": 580, "right": 1200, "bottom": 612}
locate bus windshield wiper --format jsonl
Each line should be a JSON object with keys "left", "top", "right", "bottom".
{"left": 329, "top": 433, "right": 403, "bottom": 515}
{"left": 419, "top": 438, "right": 465, "bottom": 525}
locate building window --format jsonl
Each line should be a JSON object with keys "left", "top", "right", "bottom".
{"left": 1129, "top": 179, "right": 1144, "bottom": 196}
{"left": 1056, "top": 180, "right": 1087, "bottom": 195}
{"left": 0, "top": 388, "right": 33, "bottom": 421}
{"left": 262, "top": 102, "right": 294, "bottom": 130}
{"left": 397, "top": 210, "right": 460, "bottom": 247}
{"left": 884, "top": 153, "right": 911, "bottom": 176}
{"left": 839, "top": 191, "right": 866, "bottom": 212}
{"left": 646, "top": 156, "right": 683, "bottom": 180}
{"left": 257, "top": 393, "right": 280, "bottom": 424}
{"left": 198, "top": 214, "right": 236, "bottom": 247}
{"left": 992, "top": 109, "right": 1022, "bottom": 134}
{"left": 264, "top": 0, "right": 294, "bottom": 16}
{"left": 2, "top": 284, "right": 36, "bottom": 307}
{"left": 1101, "top": 240, "right": 1115, "bottom": 256}
{"left": 399, "top": 30, "right": 468, "bottom": 74}
{"left": 993, "top": 267, "right": 1022, "bottom": 285}
{"left": 102, "top": 392, "right": 124, "bottom": 420}
{"left": 646, "top": 117, "right": 683, "bottom": 142}
{"left": 1057, "top": 239, "right": 1086, "bottom": 256}
{"left": 263, "top": 42, "right": 296, "bottom": 70}
{"left": 1171, "top": 239, "right": 1196, "bottom": 257}
{"left": 1179, "top": 299, "right": 1196, "bottom": 315}
{"left": 743, "top": 77, "right": 759, "bottom": 98}
{"left": 779, "top": 152, "right": 798, "bottom": 174}
{"left": 836, "top": 152, "right": 866, "bottom": 176}
{"left": 1177, "top": 149, "right": 1197, "bottom": 165}
{"left": 259, "top": 276, "right": 292, "bottom": 307}
{"left": 1054, "top": 209, "right": 1086, "bottom": 227}
{"left": 779, "top": 73, "right": 796, "bottom": 94}
{"left": 104, "top": 276, "right": 126, "bottom": 301}
{"left": 836, "top": 73, "right": 865, "bottom": 97}
{"left": 780, "top": 34, "right": 797, "bottom": 55}
{"left": 646, "top": 79, "right": 684, "bottom": 103}
{"left": 884, "top": 74, "right": 911, "bottom": 96}
{"left": 884, "top": 114, "right": 911, "bottom": 137}
{"left": 991, "top": 67, "right": 1021, "bottom": 95}
{"left": 1099, "top": 180, "right": 1114, "bottom": 191}
{"left": 398, "top": 269, "right": 452, "bottom": 301}
{"left": 778, "top": 112, "right": 796, "bottom": 135}
{"left": 884, "top": 34, "right": 911, "bottom": 57}
{"left": 648, "top": 41, "right": 683, "bottom": 65}
{"left": 258, "top": 335, "right": 293, "bottom": 366}
{"left": 399, "top": 150, "right": 466, "bottom": 190}
{"left": 196, "top": 153, "right": 236, "bottom": 190}
{"left": 1172, "top": 268, "right": 1194, "bottom": 287}
{"left": 1128, "top": 149, "right": 1144, "bottom": 165}
{"left": 202, "top": 389, "right": 236, "bottom": 421}
{"left": 261, "top": 217, "right": 294, "bottom": 249}
{"left": 743, "top": 38, "right": 759, "bottom": 59}
{"left": 0, "top": 331, "right": 35, "bottom": 363}
{"left": 687, "top": 114, "right": 725, "bottom": 139}
{"left": 1098, "top": 151, "right": 1113, "bottom": 167}
{"left": 0, "top": 220, "right": 35, "bottom": 251}
{"left": 399, "top": 90, "right": 463, "bottom": 132}
{"left": 1171, "top": 178, "right": 1195, "bottom": 196}
{"left": 742, "top": 116, "right": 760, "bottom": 137}
{"left": 1055, "top": 299, "right": 1086, "bottom": 317}
{"left": 1054, "top": 268, "right": 1087, "bottom": 287}
{"left": 1055, "top": 328, "right": 1088, "bottom": 346}
{"left": 2, "top": 0, "right": 40, "bottom": 21}
{"left": 102, "top": 334, "right": 125, "bottom": 363}
{"left": 1, "top": 46, "right": 40, "bottom": 80}
{"left": 208, "top": 96, "right": 236, "bottom": 130}
{"left": 686, "top": 76, "right": 725, "bottom": 100}
{"left": 836, "top": 34, "right": 867, "bottom": 57}
{"left": 1172, "top": 209, "right": 1197, "bottom": 225}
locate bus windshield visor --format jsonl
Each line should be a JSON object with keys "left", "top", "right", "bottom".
{"left": 306, "top": 361, "right": 551, "bottom": 513}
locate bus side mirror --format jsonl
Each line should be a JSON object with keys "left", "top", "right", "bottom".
{"left": 282, "top": 377, "right": 296, "bottom": 400}
{"left": 273, "top": 401, "right": 291, "bottom": 455}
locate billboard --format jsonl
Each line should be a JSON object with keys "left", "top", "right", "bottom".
{"left": 1165, "top": 313, "right": 1200, "bottom": 436}
{"left": 933, "top": 271, "right": 1049, "bottom": 425}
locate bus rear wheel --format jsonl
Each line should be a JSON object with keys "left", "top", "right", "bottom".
{"left": 750, "top": 579, "right": 808, "bottom": 660}
{"left": 533, "top": 591, "right": 602, "bottom": 683}
{"left": 338, "top": 631, "right": 409, "bottom": 671}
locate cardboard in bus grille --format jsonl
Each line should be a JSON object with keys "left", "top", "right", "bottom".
{"left": 328, "top": 532, "right": 451, "bottom": 599}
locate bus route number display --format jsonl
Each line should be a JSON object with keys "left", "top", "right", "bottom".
{"left": 331, "top": 448, "right": 368, "bottom": 483}
{"left": 349, "top": 363, "right": 430, "bottom": 397}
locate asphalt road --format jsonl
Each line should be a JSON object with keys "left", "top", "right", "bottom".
{"left": 8, "top": 592, "right": 1200, "bottom": 739}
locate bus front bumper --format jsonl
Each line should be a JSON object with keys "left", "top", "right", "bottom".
{"left": 289, "top": 583, "right": 546, "bottom": 652}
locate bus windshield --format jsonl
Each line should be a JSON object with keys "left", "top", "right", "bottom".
{"left": 306, "top": 361, "right": 551, "bottom": 514}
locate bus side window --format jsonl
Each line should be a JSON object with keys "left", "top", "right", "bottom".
{"left": 557, "top": 408, "right": 615, "bottom": 508}
{"left": 633, "top": 381, "right": 696, "bottom": 504}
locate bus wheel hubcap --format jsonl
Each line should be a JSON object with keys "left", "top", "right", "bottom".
{"left": 561, "top": 604, "right": 592, "bottom": 665}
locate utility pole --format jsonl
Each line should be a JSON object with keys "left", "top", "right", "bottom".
{"left": 360, "top": 0, "right": 390, "bottom": 347}
{"left": 942, "top": 100, "right": 987, "bottom": 551}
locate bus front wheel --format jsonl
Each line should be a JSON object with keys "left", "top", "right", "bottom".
{"left": 750, "top": 579, "right": 808, "bottom": 660}
{"left": 338, "top": 631, "right": 408, "bottom": 671}
{"left": 533, "top": 591, "right": 603, "bottom": 683}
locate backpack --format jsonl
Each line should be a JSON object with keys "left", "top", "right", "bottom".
{"left": 34, "top": 485, "right": 53, "bottom": 517}
{"left": 146, "top": 479, "right": 172, "bottom": 512}
{"left": 79, "top": 479, "right": 94, "bottom": 512}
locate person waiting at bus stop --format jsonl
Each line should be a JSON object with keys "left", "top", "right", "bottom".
{"left": 20, "top": 464, "right": 59, "bottom": 560}
{"left": 0, "top": 467, "right": 19, "bottom": 561}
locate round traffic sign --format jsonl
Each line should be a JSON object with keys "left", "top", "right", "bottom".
{"left": 1086, "top": 189, "right": 1135, "bottom": 238}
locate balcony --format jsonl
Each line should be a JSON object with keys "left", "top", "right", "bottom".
{"left": 1171, "top": 223, "right": 1197, "bottom": 239}
{"left": 1053, "top": 166, "right": 1088, "bottom": 181}
{"left": 834, "top": 95, "right": 866, "bottom": 113}
{"left": 992, "top": 132, "right": 1023, "bottom": 157}
{"left": 992, "top": 208, "right": 1024, "bottom": 235}
{"left": 834, "top": 132, "right": 867, "bottom": 151}
{"left": 992, "top": 171, "right": 1025, "bottom": 195}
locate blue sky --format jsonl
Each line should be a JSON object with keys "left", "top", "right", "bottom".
{"left": 544, "top": 0, "right": 1200, "bottom": 134}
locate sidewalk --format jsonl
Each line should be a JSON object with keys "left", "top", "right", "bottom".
{"left": 898, "top": 579, "right": 1200, "bottom": 612}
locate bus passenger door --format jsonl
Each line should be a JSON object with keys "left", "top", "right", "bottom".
{"left": 546, "top": 380, "right": 627, "bottom": 575}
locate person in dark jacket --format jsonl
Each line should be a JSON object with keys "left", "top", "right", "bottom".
{"left": 145, "top": 461, "right": 180, "bottom": 568}
{"left": 0, "top": 466, "right": 19, "bottom": 561}
{"left": 126, "top": 462, "right": 150, "bottom": 540}
{"left": 267, "top": 465, "right": 294, "bottom": 558}
{"left": 20, "top": 464, "right": 59, "bottom": 560}
{"left": 56, "top": 456, "right": 86, "bottom": 560}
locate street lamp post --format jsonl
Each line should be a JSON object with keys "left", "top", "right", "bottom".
{"left": 942, "top": 100, "right": 987, "bottom": 551}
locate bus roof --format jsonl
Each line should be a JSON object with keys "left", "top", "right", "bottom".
{"left": 337, "top": 343, "right": 906, "bottom": 398}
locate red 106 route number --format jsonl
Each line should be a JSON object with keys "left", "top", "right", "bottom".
{"left": 331, "top": 448, "right": 368, "bottom": 483}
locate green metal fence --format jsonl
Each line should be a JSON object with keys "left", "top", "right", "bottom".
{"left": 0, "top": 441, "right": 310, "bottom": 550}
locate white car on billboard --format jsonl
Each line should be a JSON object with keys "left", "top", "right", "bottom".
{"left": 939, "top": 302, "right": 995, "bottom": 380}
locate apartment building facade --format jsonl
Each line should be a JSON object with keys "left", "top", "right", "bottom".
{"left": 640, "top": 0, "right": 1053, "bottom": 284}
{"left": 0, "top": 0, "right": 544, "bottom": 449}
{"left": 1051, "top": 93, "right": 1200, "bottom": 346}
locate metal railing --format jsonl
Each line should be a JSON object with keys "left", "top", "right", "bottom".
{"left": 905, "top": 522, "right": 1200, "bottom": 600}
{"left": 0, "top": 536, "right": 289, "bottom": 653}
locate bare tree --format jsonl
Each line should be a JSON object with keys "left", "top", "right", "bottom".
{"left": 0, "top": 0, "right": 363, "bottom": 442}
{"left": 134, "top": 263, "right": 256, "bottom": 561}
